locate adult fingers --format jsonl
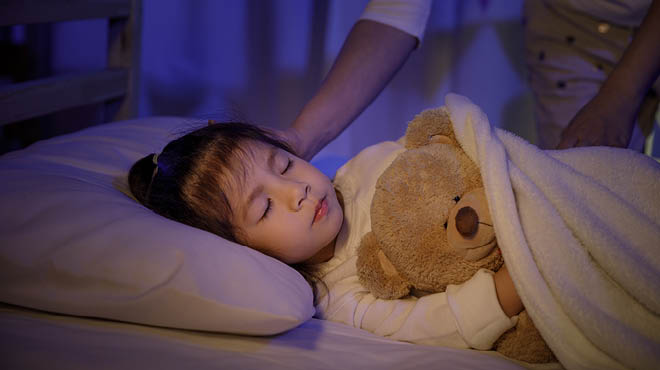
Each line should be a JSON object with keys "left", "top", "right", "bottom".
{"left": 556, "top": 131, "right": 580, "bottom": 149}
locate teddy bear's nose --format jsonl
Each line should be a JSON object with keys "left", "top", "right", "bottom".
{"left": 455, "top": 206, "right": 479, "bottom": 237}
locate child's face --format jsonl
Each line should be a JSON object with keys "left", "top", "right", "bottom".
{"left": 227, "top": 141, "right": 343, "bottom": 264}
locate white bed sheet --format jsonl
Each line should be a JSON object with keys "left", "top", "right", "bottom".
{"left": 0, "top": 303, "right": 539, "bottom": 370}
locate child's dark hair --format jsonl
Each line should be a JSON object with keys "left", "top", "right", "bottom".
{"left": 129, "top": 122, "right": 292, "bottom": 241}
{"left": 128, "top": 122, "right": 322, "bottom": 298}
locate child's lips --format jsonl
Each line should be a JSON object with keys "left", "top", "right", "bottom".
{"left": 313, "top": 196, "right": 328, "bottom": 224}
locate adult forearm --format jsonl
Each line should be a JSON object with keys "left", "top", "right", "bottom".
{"left": 290, "top": 20, "right": 417, "bottom": 160}
{"left": 557, "top": 0, "right": 660, "bottom": 149}
{"left": 601, "top": 0, "right": 660, "bottom": 101}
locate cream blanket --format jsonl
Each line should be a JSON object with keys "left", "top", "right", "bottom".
{"left": 444, "top": 94, "right": 660, "bottom": 370}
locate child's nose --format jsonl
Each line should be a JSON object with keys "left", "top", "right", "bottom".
{"left": 277, "top": 179, "right": 309, "bottom": 211}
{"left": 291, "top": 183, "right": 310, "bottom": 211}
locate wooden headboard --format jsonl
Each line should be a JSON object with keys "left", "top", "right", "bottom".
{"left": 0, "top": 0, "right": 142, "bottom": 152}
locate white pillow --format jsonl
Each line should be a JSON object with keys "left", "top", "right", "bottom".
{"left": 0, "top": 117, "right": 314, "bottom": 335}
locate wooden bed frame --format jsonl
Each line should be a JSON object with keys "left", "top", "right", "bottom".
{"left": 0, "top": 0, "right": 142, "bottom": 152}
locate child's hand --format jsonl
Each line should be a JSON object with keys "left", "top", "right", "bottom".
{"left": 493, "top": 264, "right": 523, "bottom": 317}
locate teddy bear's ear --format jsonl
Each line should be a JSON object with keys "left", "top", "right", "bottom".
{"left": 357, "top": 232, "right": 412, "bottom": 299}
{"left": 405, "top": 106, "right": 458, "bottom": 149}
{"left": 429, "top": 135, "right": 453, "bottom": 145}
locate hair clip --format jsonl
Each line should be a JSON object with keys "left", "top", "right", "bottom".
{"left": 208, "top": 119, "right": 217, "bottom": 126}
{"left": 146, "top": 153, "right": 160, "bottom": 201}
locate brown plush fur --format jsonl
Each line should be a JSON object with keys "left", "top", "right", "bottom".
{"left": 357, "top": 232, "right": 411, "bottom": 298}
{"left": 356, "top": 106, "right": 555, "bottom": 363}
{"left": 495, "top": 311, "right": 556, "bottom": 363}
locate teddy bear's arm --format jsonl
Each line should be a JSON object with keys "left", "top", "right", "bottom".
{"left": 357, "top": 231, "right": 412, "bottom": 299}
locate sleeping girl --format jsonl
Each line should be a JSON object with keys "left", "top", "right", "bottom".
{"left": 129, "top": 121, "right": 522, "bottom": 351}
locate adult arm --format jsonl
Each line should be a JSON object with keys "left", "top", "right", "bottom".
{"left": 557, "top": 0, "right": 660, "bottom": 149}
{"left": 284, "top": 19, "right": 417, "bottom": 160}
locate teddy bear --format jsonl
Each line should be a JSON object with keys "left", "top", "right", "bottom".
{"left": 356, "top": 106, "right": 555, "bottom": 364}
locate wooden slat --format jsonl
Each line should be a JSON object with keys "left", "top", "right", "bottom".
{"left": 0, "top": 0, "right": 131, "bottom": 26}
{"left": 106, "top": 0, "right": 142, "bottom": 121}
{"left": 0, "top": 69, "right": 128, "bottom": 126}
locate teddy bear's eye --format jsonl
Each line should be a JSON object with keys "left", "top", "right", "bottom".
{"left": 453, "top": 196, "right": 461, "bottom": 203}
{"left": 443, "top": 221, "right": 448, "bottom": 229}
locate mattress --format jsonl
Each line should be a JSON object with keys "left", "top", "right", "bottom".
{"left": 0, "top": 303, "right": 533, "bottom": 370}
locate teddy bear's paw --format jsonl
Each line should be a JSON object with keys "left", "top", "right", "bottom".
{"left": 494, "top": 311, "right": 556, "bottom": 364}
{"left": 357, "top": 232, "right": 412, "bottom": 299}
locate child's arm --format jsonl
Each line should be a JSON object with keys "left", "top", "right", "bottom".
{"left": 494, "top": 264, "right": 524, "bottom": 317}
{"left": 317, "top": 268, "right": 518, "bottom": 350}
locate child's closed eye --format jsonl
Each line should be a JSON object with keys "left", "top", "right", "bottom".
{"left": 260, "top": 159, "right": 292, "bottom": 221}
{"left": 281, "top": 158, "right": 293, "bottom": 174}
{"left": 261, "top": 198, "right": 272, "bottom": 221}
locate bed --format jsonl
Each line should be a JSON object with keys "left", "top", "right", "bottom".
{"left": 0, "top": 2, "right": 540, "bottom": 369}
{"left": 6, "top": 1, "right": 660, "bottom": 368}
{"left": 0, "top": 112, "right": 541, "bottom": 369}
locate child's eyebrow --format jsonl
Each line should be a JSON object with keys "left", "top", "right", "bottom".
{"left": 243, "top": 146, "right": 278, "bottom": 220}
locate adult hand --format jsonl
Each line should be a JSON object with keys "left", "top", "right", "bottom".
{"left": 557, "top": 0, "right": 660, "bottom": 150}
{"left": 287, "top": 19, "right": 419, "bottom": 161}
{"left": 556, "top": 92, "right": 637, "bottom": 149}
{"left": 272, "top": 126, "right": 306, "bottom": 158}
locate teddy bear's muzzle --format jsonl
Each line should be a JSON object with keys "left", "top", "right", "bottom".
{"left": 446, "top": 188, "right": 497, "bottom": 261}
{"left": 456, "top": 206, "right": 479, "bottom": 237}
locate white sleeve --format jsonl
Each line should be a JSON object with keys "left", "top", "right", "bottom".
{"left": 446, "top": 269, "right": 520, "bottom": 349}
{"left": 317, "top": 268, "right": 517, "bottom": 349}
{"left": 358, "top": 0, "right": 433, "bottom": 46}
